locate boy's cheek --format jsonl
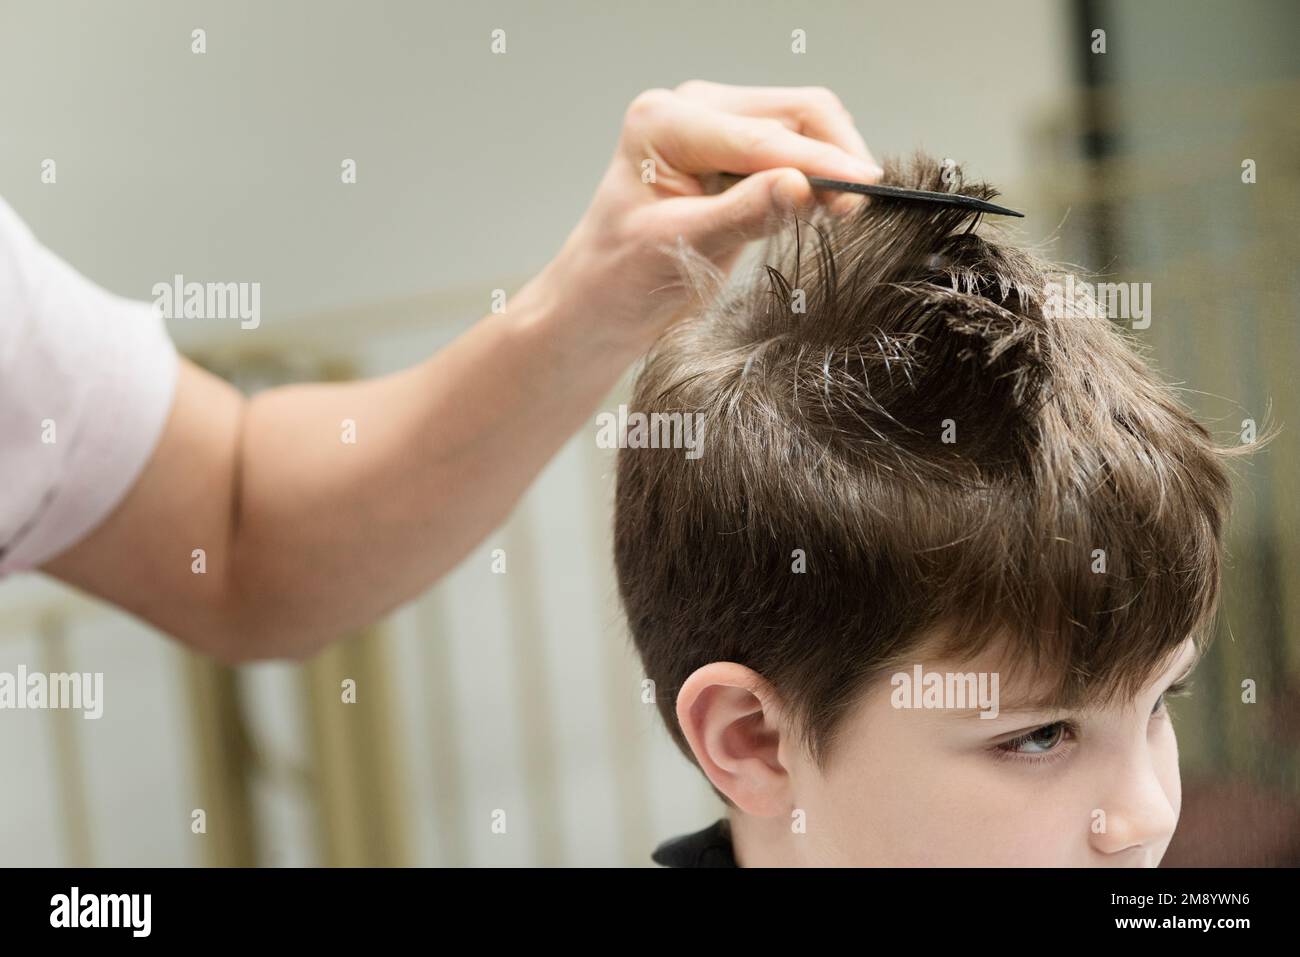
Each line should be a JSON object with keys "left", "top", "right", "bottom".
{"left": 815, "top": 750, "right": 1103, "bottom": 866}
{"left": 1155, "top": 729, "right": 1184, "bottom": 829}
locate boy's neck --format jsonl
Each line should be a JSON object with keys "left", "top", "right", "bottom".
{"left": 726, "top": 808, "right": 807, "bottom": 867}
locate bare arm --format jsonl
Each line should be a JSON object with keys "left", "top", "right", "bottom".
{"left": 45, "top": 277, "right": 630, "bottom": 662}
{"left": 42, "top": 82, "right": 880, "bottom": 661}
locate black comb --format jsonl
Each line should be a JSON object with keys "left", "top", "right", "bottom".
{"left": 715, "top": 172, "right": 1024, "bottom": 217}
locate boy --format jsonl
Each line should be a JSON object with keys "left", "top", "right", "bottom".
{"left": 615, "top": 155, "right": 1242, "bottom": 867}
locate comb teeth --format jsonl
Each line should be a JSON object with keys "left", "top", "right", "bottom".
{"left": 805, "top": 177, "right": 1025, "bottom": 218}
{"left": 710, "top": 171, "right": 1025, "bottom": 218}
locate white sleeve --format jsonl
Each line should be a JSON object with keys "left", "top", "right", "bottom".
{"left": 0, "top": 196, "right": 179, "bottom": 576}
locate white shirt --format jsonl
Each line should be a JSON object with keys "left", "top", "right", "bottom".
{"left": 0, "top": 197, "right": 178, "bottom": 576}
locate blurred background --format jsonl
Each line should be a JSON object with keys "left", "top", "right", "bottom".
{"left": 0, "top": 0, "right": 1295, "bottom": 866}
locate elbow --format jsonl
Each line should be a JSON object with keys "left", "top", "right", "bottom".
{"left": 203, "top": 612, "right": 336, "bottom": 666}
{"left": 175, "top": 583, "right": 336, "bottom": 666}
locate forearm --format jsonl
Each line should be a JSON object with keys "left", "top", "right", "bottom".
{"left": 227, "top": 265, "right": 637, "bottom": 658}
{"left": 42, "top": 254, "right": 640, "bottom": 661}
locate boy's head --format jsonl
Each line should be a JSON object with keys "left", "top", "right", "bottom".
{"left": 614, "top": 154, "right": 1239, "bottom": 866}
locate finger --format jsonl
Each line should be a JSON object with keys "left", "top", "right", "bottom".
{"left": 630, "top": 91, "right": 881, "bottom": 190}
{"left": 656, "top": 167, "right": 816, "bottom": 254}
{"left": 674, "top": 80, "right": 878, "bottom": 171}
{"left": 672, "top": 83, "right": 877, "bottom": 215}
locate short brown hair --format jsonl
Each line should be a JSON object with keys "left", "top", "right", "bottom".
{"left": 614, "top": 154, "right": 1248, "bottom": 783}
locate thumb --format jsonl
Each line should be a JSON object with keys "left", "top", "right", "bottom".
{"left": 690, "top": 168, "right": 815, "bottom": 250}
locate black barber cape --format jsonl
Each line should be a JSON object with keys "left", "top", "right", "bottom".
{"left": 650, "top": 818, "right": 738, "bottom": 867}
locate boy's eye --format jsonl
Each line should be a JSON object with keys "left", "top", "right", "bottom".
{"left": 1003, "top": 721, "right": 1067, "bottom": 755}
{"left": 995, "top": 679, "right": 1193, "bottom": 764}
{"left": 1152, "top": 678, "right": 1192, "bottom": 718}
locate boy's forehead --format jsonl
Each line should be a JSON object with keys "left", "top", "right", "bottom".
{"left": 893, "top": 631, "right": 1201, "bottom": 717}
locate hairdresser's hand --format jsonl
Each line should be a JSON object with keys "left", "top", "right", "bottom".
{"left": 523, "top": 80, "right": 881, "bottom": 358}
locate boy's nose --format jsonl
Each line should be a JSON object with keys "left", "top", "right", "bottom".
{"left": 1089, "top": 763, "right": 1180, "bottom": 861}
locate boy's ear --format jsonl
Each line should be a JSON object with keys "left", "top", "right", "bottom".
{"left": 676, "top": 662, "right": 794, "bottom": 816}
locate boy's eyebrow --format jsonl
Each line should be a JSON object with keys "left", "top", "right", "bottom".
{"left": 943, "top": 651, "right": 1202, "bottom": 720}
{"left": 945, "top": 698, "right": 1063, "bottom": 719}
